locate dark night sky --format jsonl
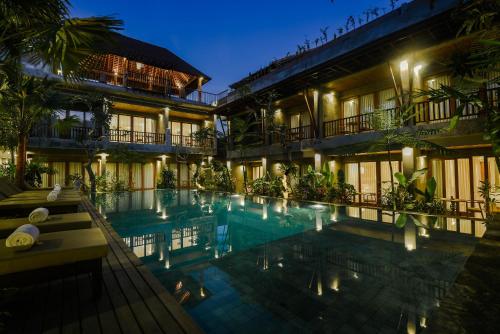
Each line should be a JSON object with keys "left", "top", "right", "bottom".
{"left": 71, "top": 0, "right": 395, "bottom": 93}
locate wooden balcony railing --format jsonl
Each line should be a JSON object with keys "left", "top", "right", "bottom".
{"left": 286, "top": 125, "right": 314, "bottom": 142}
{"left": 108, "top": 129, "right": 165, "bottom": 145}
{"left": 31, "top": 126, "right": 164, "bottom": 145}
{"left": 171, "top": 134, "right": 213, "bottom": 148}
{"left": 79, "top": 69, "right": 219, "bottom": 106}
{"left": 30, "top": 126, "right": 102, "bottom": 140}
{"left": 324, "top": 88, "right": 498, "bottom": 138}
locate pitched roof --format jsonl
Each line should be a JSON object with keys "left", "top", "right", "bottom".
{"left": 100, "top": 33, "right": 210, "bottom": 81}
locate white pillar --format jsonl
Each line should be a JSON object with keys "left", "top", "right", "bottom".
{"left": 314, "top": 153, "right": 322, "bottom": 172}
{"left": 402, "top": 147, "right": 415, "bottom": 179}
{"left": 164, "top": 107, "right": 171, "bottom": 146}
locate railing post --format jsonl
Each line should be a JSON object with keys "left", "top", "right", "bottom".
{"left": 165, "top": 129, "right": 171, "bottom": 146}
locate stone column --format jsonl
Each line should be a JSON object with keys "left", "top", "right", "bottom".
{"left": 163, "top": 107, "right": 171, "bottom": 146}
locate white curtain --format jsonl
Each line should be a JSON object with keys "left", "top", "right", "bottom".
{"left": 132, "top": 163, "right": 142, "bottom": 189}
{"left": 69, "top": 162, "right": 82, "bottom": 178}
{"left": 472, "top": 156, "right": 485, "bottom": 206}
{"left": 457, "top": 159, "right": 471, "bottom": 211}
{"left": 118, "top": 163, "right": 130, "bottom": 186}
{"left": 343, "top": 99, "right": 358, "bottom": 118}
{"left": 431, "top": 159, "right": 443, "bottom": 198}
{"left": 427, "top": 76, "right": 451, "bottom": 121}
{"left": 143, "top": 163, "right": 154, "bottom": 189}
{"left": 52, "top": 162, "right": 66, "bottom": 186}
{"left": 378, "top": 88, "right": 396, "bottom": 110}
{"left": 345, "top": 163, "right": 359, "bottom": 202}
{"left": 107, "top": 162, "right": 117, "bottom": 181}
{"left": 360, "top": 162, "right": 376, "bottom": 202}
{"left": 360, "top": 94, "right": 374, "bottom": 114}
{"left": 179, "top": 163, "right": 189, "bottom": 188}
{"left": 444, "top": 160, "right": 456, "bottom": 199}
{"left": 380, "top": 161, "right": 400, "bottom": 192}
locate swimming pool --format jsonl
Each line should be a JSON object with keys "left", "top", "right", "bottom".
{"left": 93, "top": 190, "right": 485, "bottom": 333}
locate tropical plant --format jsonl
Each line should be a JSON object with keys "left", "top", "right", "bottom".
{"left": 195, "top": 159, "right": 234, "bottom": 192}
{"left": 250, "top": 173, "right": 285, "bottom": 198}
{"left": 0, "top": 161, "right": 15, "bottom": 180}
{"left": 293, "top": 165, "right": 329, "bottom": 201}
{"left": 0, "top": 0, "right": 122, "bottom": 188}
{"left": 24, "top": 161, "right": 55, "bottom": 188}
{"left": 278, "top": 162, "right": 298, "bottom": 193}
{"left": 231, "top": 115, "right": 261, "bottom": 193}
{"left": 328, "top": 169, "right": 357, "bottom": 204}
{"left": 71, "top": 93, "right": 112, "bottom": 193}
{"left": 478, "top": 180, "right": 497, "bottom": 214}
{"left": 157, "top": 169, "right": 176, "bottom": 189}
{"left": 423, "top": 0, "right": 500, "bottom": 169}
{"left": 53, "top": 114, "right": 80, "bottom": 138}
{"left": 0, "top": 73, "right": 67, "bottom": 188}
{"left": 381, "top": 169, "right": 427, "bottom": 211}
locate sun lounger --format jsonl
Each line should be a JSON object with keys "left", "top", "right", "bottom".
{"left": 0, "top": 228, "right": 108, "bottom": 298}
{"left": 0, "top": 197, "right": 82, "bottom": 217}
{"left": 0, "top": 212, "right": 92, "bottom": 238}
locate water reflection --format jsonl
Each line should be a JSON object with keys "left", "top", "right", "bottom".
{"left": 94, "top": 190, "right": 485, "bottom": 334}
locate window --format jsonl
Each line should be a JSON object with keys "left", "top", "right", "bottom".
{"left": 120, "top": 115, "right": 132, "bottom": 131}
{"left": 426, "top": 75, "right": 451, "bottom": 121}
{"left": 378, "top": 88, "right": 396, "bottom": 110}
{"left": 134, "top": 117, "right": 145, "bottom": 133}
{"left": 252, "top": 166, "right": 263, "bottom": 180}
{"left": 345, "top": 163, "right": 359, "bottom": 202}
{"left": 290, "top": 114, "right": 300, "bottom": 128}
{"left": 360, "top": 94, "right": 374, "bottom": 114}
{"left": 69, "top": 110, "right": 86, "bottom": 126}
{"left": 342, "top": 98, "right": 358, "bottom": 118}
{"left": 360, "top": 162, "right": 377, "bottom": 203}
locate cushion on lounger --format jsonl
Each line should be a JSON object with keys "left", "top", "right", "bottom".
{"left": 0, "top": 228, "right": 108, "bottom": 275}
{"left": 0, "top": 212, "right": 92, "bottom": 238}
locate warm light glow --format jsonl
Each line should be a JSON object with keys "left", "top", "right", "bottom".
{"left": 413, "top": 64, "right": 423, "bottom": 75}
{"left": 400, "top": 60, "right": 409, "bottom": 71}
{"left": 315, "top": 211, "right": 323, "bottom": 232}
{"left": 330, "top": 277, "right": 340, "bottom": 291}
{"left": 262, "top": 205, "right": 268, "bottom": 220}
{"left": 402, "top": 147, "right": 413, "bottom": 156}
{"left": 420, "top": 317, "right": 427, "bottom": 328}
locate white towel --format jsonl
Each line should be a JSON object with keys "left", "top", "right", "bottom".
{"left": 5, "top": 224, "right": 40, "bottom": 250}
{"left": 46, "top": 191, "right": 58, "bottom": 202}
{"left": 28, "top": 207, "right": 49, "bottom": 223}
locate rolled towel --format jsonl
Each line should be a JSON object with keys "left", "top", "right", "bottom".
{"left": 28, "top": 207, "right": 49, "bottom": 223}
{"left": 46, "top": 190, "right": 58, "bottom": 202}
{"left": 6, "top": 224, "right": 40, "bottom": 250}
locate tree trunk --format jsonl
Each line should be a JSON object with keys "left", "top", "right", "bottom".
{"left": 388, "top": 148, "right": 396, "bottom": 211}
{"left": 9, "top": 148, "right": 15, "bottom": 164}
{"left": 242, "top": 162, "right": 248, "bottom": 194}
{"left": 15, "top": 134, "right": 27, "bottom": 189}
{"left": 85, "top": 160, "right": 96, "bottom": 193}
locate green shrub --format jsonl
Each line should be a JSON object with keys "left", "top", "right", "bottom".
{"left": 251, "top": 173, "right": 285, "bottom": 197}
{"left": 157, "top": 168, "right": 176, "bottom": 189}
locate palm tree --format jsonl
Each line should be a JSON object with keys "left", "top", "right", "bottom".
{"left": 0, "top": 69, "right": 66, "bottom": 188}
{"left": 0, "top": 0, "right": 122, "bottom": 188}
{"left": 70, "top": 93, "right": 112, "bottom": 193}
{"left": 231, "top": 116, "right": 261, "bottom": 194}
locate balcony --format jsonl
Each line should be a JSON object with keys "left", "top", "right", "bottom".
{"left": 29, "top": 126, "right": 213, "bottom": 149}
{"left": 79, "top": 68, "right": 220, "bottom": 106}
{"left": 171, "top": 134, "right": 214, "bottom": 148}
{"left": 108, "top": 129, "right": 165, "bottom": 145}
{"left": 323, "top": 88, "right": 498, "bottom": 138}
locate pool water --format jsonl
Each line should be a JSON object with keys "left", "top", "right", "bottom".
{"left": 93, "top": 190, "right": 485, "bottom": 334}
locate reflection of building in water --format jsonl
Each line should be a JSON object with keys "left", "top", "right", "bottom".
{"left": 121, "top": 215, "right": 232, "bottom": 271}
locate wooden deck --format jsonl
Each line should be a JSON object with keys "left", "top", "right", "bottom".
{"left": 0, "top": 198, "right": 204, "bottom": 334}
